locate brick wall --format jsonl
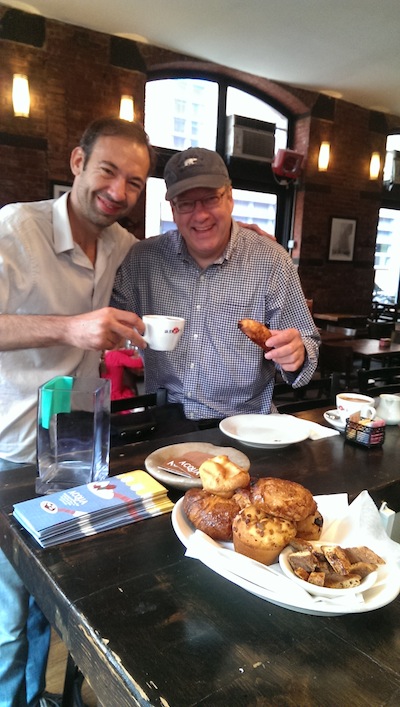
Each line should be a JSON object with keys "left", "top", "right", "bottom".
{"left": 1, "top": 6, "right": 399, "bottom": 312}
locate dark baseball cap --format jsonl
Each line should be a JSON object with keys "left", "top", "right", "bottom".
{"left": 164, "top": 147, "right": 231, "bottom": 201}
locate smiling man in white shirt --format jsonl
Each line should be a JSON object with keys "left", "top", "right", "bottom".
{"left": 0, "top": 117, "right": 152, "bottom": 707}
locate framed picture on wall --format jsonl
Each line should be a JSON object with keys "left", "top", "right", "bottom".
{"left": 51, "top": 181, "right": 72, "bottom": 198}
{"left": 328, "top": 217, "right": 356, "bottom": 262}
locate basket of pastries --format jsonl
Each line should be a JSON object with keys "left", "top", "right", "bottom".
{"left": 182, "top": 454, "right": 323, "bottom": 566}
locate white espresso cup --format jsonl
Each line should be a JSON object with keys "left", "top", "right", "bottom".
{"left": 336, "top": 392, "right": 376, "bottom": 423}
{"left": 142, "top": 315, "right": 185, "bottom": 351}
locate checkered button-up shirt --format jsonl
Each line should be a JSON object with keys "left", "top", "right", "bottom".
{"left": 111, "top": 221, "right": 320, "bottom": 419}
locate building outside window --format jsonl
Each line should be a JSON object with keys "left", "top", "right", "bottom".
{"left": 374, "top": 134, "right": 400, "bottom": 304}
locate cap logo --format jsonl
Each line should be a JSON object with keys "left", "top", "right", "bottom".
{"left": 183, "top": 157, "right": 198, "bottom": 167}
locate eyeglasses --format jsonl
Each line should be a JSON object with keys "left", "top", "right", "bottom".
{"left": 172, "top": 189, "right": 227, "bottom": 214}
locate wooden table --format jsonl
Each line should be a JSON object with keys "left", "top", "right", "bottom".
{"left": 2, "top": 412, "right": 400, "bottom": 706}
{"left": 313, "top": 313, "right": 369, "bottom": 329}
{"left": 328, "top": 338, "right": 400, "bottom": 369}
{"left": 319, "top": 329, "right": 354, "bottom": 342}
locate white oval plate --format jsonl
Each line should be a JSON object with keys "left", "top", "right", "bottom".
{"left": 323, "top": 410, "right": 346, "bottom": 432}
{"left": 172, "top": 499, "right": 399, "bottom": 616}
{"left": 279, "top": 541, "right": 378, "bottom": 598}
{"left": 144, "top": 442, "right": 250, "bottom": 490}
{"left": 219, "top": 413, "right": 310, "bottom": 448}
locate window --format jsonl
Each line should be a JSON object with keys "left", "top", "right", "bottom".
{"left": 145, "top": 180, "right": 277, "bottom": 238}
{"left": 226, "top": 86, "right": 288, "bottom": 152}
{"left": 145, "top": 78, "right": 218, "bottom": 150}
{"left": 373, "top": 207, "right": 400, "bottom": 304}
{"left": 374, "top": 133, "right": 400, "bottom": 304}
{"left": 144, "top": 75, "right": 292, "bottom": 243}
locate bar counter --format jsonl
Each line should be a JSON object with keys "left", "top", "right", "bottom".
{"left": 1, "top": 411, "right": 400, "bottom": 706}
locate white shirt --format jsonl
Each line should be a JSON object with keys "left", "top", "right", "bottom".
{"left": 0, "top": 192, "right": 136, "bottom": 462}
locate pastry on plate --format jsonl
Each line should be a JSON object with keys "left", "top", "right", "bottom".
{"left": 232, "top": 504, "right": 297, "bottom": 565}
{"left": 251, "top": 477, "right": 317, "bottom": 522}
{"left": 183, "top": 488, "right": 241, "bottom": 541}
{"left": 199, "top": 454, "right": 250, "bottom": 498}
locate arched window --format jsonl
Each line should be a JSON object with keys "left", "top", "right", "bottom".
{"left": 144, "top": 74, "right": 295, "bottom": 246}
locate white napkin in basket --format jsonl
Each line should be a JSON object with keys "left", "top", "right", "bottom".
{"left": 282, "top": 415, "right": 340, "bottom": 440}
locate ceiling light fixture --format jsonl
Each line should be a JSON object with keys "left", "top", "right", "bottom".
{"left": 12, "top": 74, "right": 30, "bottom": 117}
{"left": 318, "top": 141, "right": 330, "bottom": 171}
{"left": 119, "top": 95, "right": 134, "bottom": 122}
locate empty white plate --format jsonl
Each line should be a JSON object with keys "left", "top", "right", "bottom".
{"left": 219, "top": 414, "right": 311, "bottom": 448}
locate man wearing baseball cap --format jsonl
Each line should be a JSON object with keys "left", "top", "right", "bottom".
{"left": 112, "top": 147, "right": 320, "bottom": 424}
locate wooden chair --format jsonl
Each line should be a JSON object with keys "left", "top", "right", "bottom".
{"left": 367, "top": 321, "right": 394, "bottom": 340}
{"left": 274, "top": 373, "right": 340, "bottom": 413}
{"left": 110, "top": 389, "right": 167, "bottom": 446}
{"left": 326, "top": 324, "right": 356, "bottom": 338}
{"left": 318, "top": 342, "right": 356, "bottom": 391}
{"left": 358, "top": 367, "right": 400, "bottom": 396}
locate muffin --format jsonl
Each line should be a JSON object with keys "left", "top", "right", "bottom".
{"left": 295, "top": 510, "right": 324, "bottom": 541}
{"left": 251, "top": 477, "right": 317, "bottom": 522}
{"left": 232, "top": 504, "right": 297, "bottom": 565}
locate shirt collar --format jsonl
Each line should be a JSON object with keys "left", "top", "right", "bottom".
{"left": 52, "top": 192, "right": 74, "bottom": 253}
{"left": 52, "top": 191, "right": 118, "bottom": 258}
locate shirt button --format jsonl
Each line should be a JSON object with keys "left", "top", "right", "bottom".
{"left": 196, "top": 304, "right": 201, "bottom": 311}
{"left": 190, "top": 362, "right": 195, "bottom": 369}
{"left": 193, "top": 333, "right": 198, "bottom": 340}
{"left": 187, "top": 392, "right": 192, "bottom": 398}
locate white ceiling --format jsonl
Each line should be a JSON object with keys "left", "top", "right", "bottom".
{"left": 3, "top": 0, "right": 400, "bottom": 116}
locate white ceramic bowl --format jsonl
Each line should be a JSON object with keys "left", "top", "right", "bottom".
{"left": 279, "top": 541, "right": 378, "bottom": 598}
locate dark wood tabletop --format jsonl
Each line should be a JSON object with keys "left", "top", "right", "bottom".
{"left": 313, "top": 313, "right": 369, "bottom": 328}
{"left": 326, "top": 338, "right": 400, "bottom": 369}
{"left": 1, "top": 410, "right": 400, "bottom": 706}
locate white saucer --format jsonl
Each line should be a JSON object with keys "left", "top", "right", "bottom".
{"left": 144, "top": 442, "right": 250, "bottom": 490}
{"left": 323, "top": 410, "right": 346, "bottom": 432}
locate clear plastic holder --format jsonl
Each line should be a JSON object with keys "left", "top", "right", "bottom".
{"left": 36, "top": 376, "right": 110, "bottom": 494}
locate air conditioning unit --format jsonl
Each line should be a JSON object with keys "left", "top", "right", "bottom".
{"left": 226, "top": 115, "right": 275, "bottom": 163}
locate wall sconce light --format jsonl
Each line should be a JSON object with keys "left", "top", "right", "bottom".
{"left": 369, "top": 152, "right": 381, "bottom": 180}
{"left": 12, "top": 74, "right": 30, "bottom": 117}
{"left": 318, "top": 141, "right": 330, "bottom": 171}
{"left": 119, "top": 95, "right": 134, "bottom": 122}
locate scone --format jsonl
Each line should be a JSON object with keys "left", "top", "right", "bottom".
{"left": 199, "top": 455, "right": 250, "bottom": 498}
{"left": 232, "top": 504, "right": 297, "bottom": 565}
{"left": 251, "top": 477, "right": 317, "bottom": 522}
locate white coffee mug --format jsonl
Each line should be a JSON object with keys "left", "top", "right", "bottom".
{"left": 376, "top": 394, "right": 400, "bottom": 425}
{"left": 142, "top": 315, "right": 185, "bottom": 351}
{"left": 336, "top": 392, "right": 376, "bottom": 423}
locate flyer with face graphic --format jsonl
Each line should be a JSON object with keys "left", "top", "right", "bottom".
{"left": 13, "top": 470, "right": 174, "bottom": 547}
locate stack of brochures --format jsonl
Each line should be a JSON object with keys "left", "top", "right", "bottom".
{"left": 13, "top": 470, "right": 174, "bottom": 548}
